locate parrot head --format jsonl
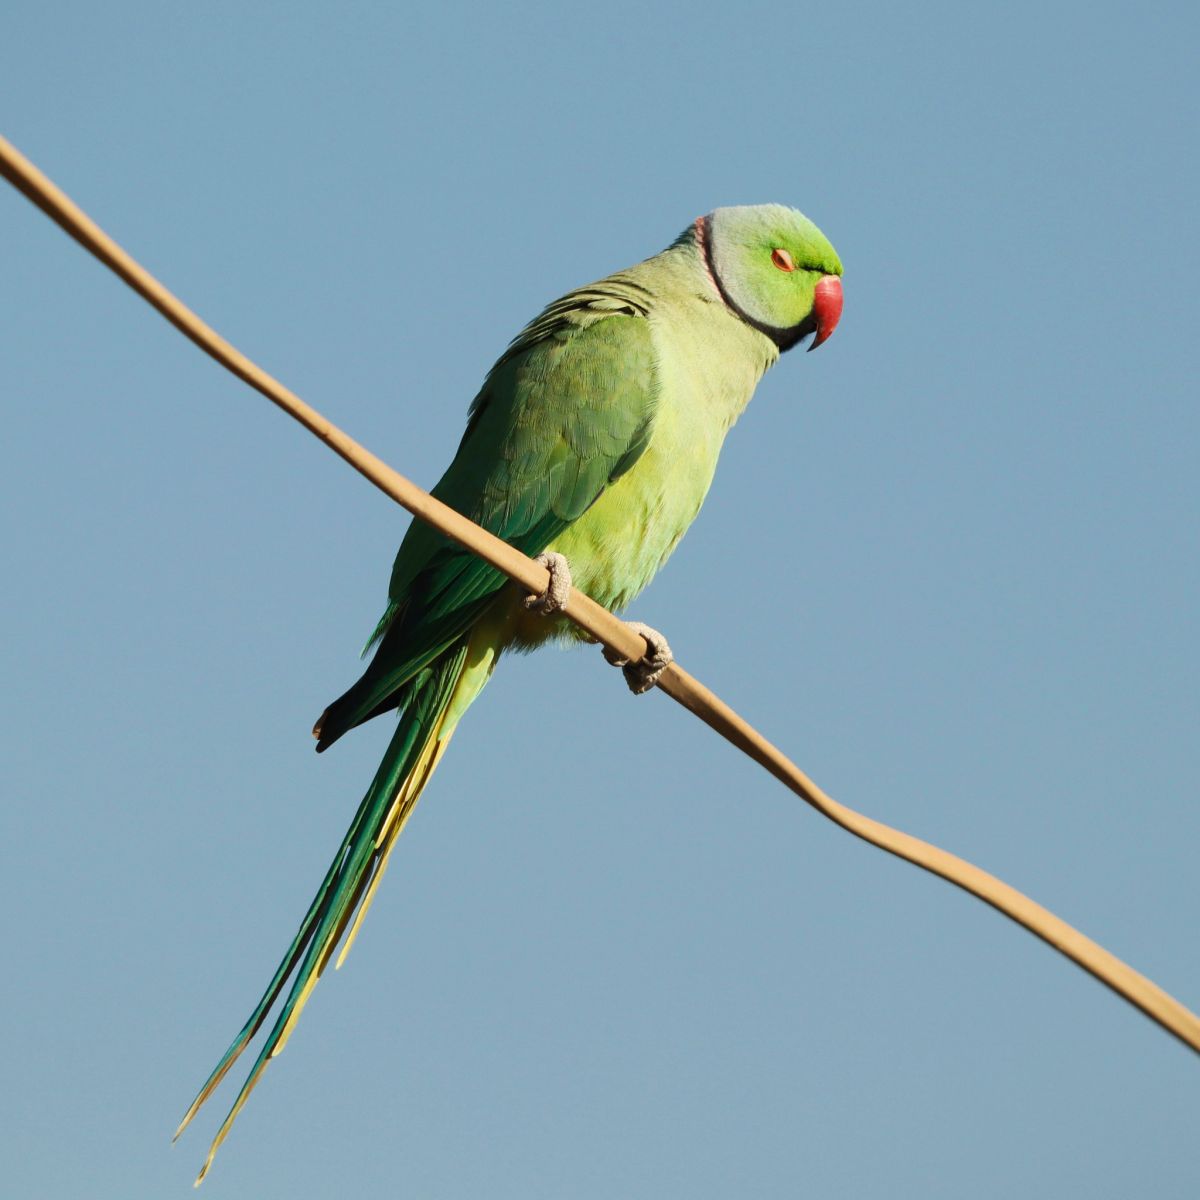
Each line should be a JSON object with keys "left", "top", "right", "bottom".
{"left": 696, "top": 204, "right": 843, "bottom": 352}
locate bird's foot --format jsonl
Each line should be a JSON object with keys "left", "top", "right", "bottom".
{"left": 603, "top": 622, "right": 673, "bottom": 695}
{"left": 524, "top": 552, "right": 572, "bottom": 615}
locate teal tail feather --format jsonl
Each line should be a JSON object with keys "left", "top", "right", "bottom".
{"left": 175, "top": 643, "right": 468, "bottom": 1184}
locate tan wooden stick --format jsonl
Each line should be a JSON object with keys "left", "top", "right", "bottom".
{"left": 3, "top": 132, "right": 1197, "bottom": 1056}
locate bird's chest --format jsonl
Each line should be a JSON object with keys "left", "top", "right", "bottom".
{"left": 547, "top": 319, "right": 768, "bottom": 612}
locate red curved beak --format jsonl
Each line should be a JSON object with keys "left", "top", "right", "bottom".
{"left": 808, "top": 274, "right": 843, "bottom": 351}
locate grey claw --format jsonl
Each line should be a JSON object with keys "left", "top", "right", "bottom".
{"left": 524, "top": 552, "right": 572, "bottom": 615}
{"left": 603, "top": 621, "right": 673, "bottom": 694}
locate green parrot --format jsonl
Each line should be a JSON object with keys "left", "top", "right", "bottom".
{"left": 177, "top": 203, "right": 843, "bottom": 1179}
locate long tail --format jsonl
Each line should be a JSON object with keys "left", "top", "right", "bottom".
{"left": 176, "top": 633, "right": 494, "bottom": 1184}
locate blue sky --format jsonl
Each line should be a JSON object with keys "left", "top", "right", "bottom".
{"left": 2, "top": 2, "right": 1198, "bottom": 1196}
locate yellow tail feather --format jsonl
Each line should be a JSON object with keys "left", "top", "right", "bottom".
{"left": 184, "top": 611, "right": 508, "bottom": 1184}
{"left": 337, "top": 732, "right": 453, "bottom": 970}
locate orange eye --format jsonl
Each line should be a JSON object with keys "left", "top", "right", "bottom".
{"left": 771, "top": 247, "right": 795, "bottom": 272}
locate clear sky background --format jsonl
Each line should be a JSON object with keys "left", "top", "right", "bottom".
{"left": 2, "top": 2, "right": 1197, "bottom": 1197}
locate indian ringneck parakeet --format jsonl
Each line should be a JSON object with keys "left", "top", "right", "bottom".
{"left": 177, "top": 203, "right": 843, "bottom": 1179}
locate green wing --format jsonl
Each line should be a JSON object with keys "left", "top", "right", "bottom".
{"left": 315, "top": 300, "right": 657, "bottom": 749}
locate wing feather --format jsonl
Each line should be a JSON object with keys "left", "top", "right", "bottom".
{"left": 316, "top": 301, "right": 657, "bottom": 749}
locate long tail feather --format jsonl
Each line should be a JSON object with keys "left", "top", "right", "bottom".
{"left": 177, "top": 642, "right": 471, "bottom": 1184}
